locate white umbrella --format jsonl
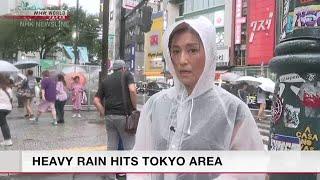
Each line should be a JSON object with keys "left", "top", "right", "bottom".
{"left": 235, "top": 76, "right": 261, "bottom": 86}
{"left": 17, "top": 73, "right": 27, "bottom": 80}
{"left": 0, "top": 60, "right": 19, "bottom": 73}
{"left": 221, "top": 72, "right": 240, "bottom": 82}
{"left": 14, "top": 60, "right": 39, "bottom": 69}
{"left": 61, "top": 66, "right": 87, "bottom": 74}
{"left": 257, "top": 77, "right": 275, "bottom": 93}
{"left": 259, "top": 82, "right": 275, "bottom": 93}
{"left": 257, "top": 77, "right": 275, "bottom": 85}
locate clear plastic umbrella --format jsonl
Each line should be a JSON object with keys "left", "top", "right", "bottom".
{"left": 235, "top": 76, "right": 261, "bottom": 86}
{"left": 0, "top": 60, "right": 19, "bottom": 73}
{"left": 221, "top": 72, "right": 240, "bottom": 82}
{"left": 257, "top": 77, "right": 275, "bottom": 93}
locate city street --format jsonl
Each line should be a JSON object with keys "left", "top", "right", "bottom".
{"left": 0, "top": 94, "right": 270, "bottom": 180}
{"left": 1, "top": 0, "right": 320, "bottom": 178}
{"left": 1, "top": 94, "right": 270, "bottom": 151}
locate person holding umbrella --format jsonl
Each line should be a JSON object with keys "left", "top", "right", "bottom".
{"left": 71, "top": 76, "right": 84, "bottom": 118}
{"left": 257, "top": 87, "right": 267, "bottom": 121}
{"left": 238, "top": 82, "right": 249, "bottom": 104}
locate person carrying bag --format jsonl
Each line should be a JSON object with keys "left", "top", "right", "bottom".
{"left": 93, "top": 60, "right": 138, "bottom": 155}
{"left": 121, "top": 71, "right": 140, "bottom": 134}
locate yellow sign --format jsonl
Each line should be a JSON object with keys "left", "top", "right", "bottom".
{"left": 144, "top": 15, "right": 164, "bottom": 77}
{"left": 296, "top": 126, "right": 319, "bottom": 150}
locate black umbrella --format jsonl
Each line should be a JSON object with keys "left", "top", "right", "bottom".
{"left": 14, "top": 60, "right": 39, "bottom": 69}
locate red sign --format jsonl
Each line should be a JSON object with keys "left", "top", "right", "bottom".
{"left": 247, "top": 0, "right": 275, "bottom": 65}
{"left": 150, "top": 35, "right": 159, "bottom": 46}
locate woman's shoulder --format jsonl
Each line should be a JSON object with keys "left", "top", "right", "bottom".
{"left": 143, "top": 87, "right": 175, "bottom": 108}
{"left": 213, "top": 86, "right": 246, "bottom": 106}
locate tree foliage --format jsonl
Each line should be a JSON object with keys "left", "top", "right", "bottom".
{"left": 0, "top": 5, "right": 101, "bottom": 61}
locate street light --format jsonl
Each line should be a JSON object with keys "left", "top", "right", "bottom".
{"left": 72, "top": 31, "right": 77, "bottom": 40}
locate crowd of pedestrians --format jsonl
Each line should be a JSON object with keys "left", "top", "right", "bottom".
{"left": 0, "top": 69, "right": 87, "bottom": 146}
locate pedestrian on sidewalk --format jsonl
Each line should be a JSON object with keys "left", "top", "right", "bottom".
{"left": 257, "top": 87, "right": 267, "bottom": 121}
{"left": 16, "top": 70, "right": 36, "bottom": 119}
{"left": 94, "top": 60, "right": 137, "bottom": 150}
{"left": 30, "top": 70, "right": 57, "bottom": 125}
{"left": 55, "top": 74, "right": 68, "bottom": 124}
{"left": 0, "top": 73, "right": 13, "bottom": 146}
{"left": 128, "top": 16, "right": 264, "bottom": 180}
{"left": 24, "top": 70, "right": 36, "bottom": 119}
{"left": 94, "top": 60, "right": 137, "bottom": 180}
{"left": 238, "top": 82, "right": 249, "bottom": 104}
{"left": 71, "top": 76, "right": 84, "bottom": 118}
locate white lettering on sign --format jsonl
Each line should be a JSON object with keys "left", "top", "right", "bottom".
{"left": 279, "top": 73, "right": 306, "bottom": 83}
{"left": 249, "top": 12, "right": 274, "bottom": 43}
{"left": 216, "top": 49, "right": 229, "bottom": 67}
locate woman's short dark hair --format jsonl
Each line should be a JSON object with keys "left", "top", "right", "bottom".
{"left": 57, "top": 74, "right": 66, "bottom": 86}
{"left": 27, "top": 69, "right": 33, "bottom": 76}
{"left": 168, "top": 23, "right": 202, "bottom": 51}
{"left": 73, "top": 76, "right": 80, "bottom": 80}
{"left": 0, "top": 73, "right": 9, "bottom": 90}
{"left": 42, "top": 70, "right": 50, "bottom": 77}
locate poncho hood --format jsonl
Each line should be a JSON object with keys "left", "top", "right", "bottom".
{"left": 163, "top": 16, "right": 216, "bottom": 100}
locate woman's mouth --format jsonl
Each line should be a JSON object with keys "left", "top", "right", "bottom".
{"left": 179, "top": 70, "right": 192, "bottom": 77}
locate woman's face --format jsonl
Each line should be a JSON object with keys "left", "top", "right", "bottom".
{"left": 170, "top": 30, "right": 205, "bottom": 91}
{"left": 74, "top": 77, "right": 79, "bottom": 83}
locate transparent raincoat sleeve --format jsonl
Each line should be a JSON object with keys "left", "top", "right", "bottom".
{"left": 127, "top": 97, "right": 153, "bottom": 180}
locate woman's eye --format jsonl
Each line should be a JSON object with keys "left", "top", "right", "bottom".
{"left": 172, "top": 49, "right": 180, "bottom": 54}
{"left": 189, "top": 48, "right": 198, "bottom": 53}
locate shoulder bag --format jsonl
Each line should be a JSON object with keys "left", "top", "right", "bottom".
{"left": 121, "top": 72, "right": 140, "bottom": 134}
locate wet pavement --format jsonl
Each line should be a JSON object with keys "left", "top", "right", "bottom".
{"left": 0, "top": 94, "right": 269, "bottom": 179}
{"left": 1, "top": 107, "right": 107, "bottom": 151}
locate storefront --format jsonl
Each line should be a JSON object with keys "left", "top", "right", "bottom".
{"left": 144, "top": 13, "right": 165, "bottom": 82}
{"left": 231, "top": 0, "right": 276, "bottom": 78}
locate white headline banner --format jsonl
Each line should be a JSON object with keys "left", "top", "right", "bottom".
{"left": 16, "top": 151, "right": 320, "bottom": 173}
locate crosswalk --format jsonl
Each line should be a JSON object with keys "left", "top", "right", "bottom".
{"left": 256, "top": 117, "right": 270, "bottom": 149}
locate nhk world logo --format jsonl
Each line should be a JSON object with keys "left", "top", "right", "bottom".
{"left": 3, "top": 10, "right": 69, "bottom": 20}
{"left": 1, "top": 10, "right": 70, "bottom": 28}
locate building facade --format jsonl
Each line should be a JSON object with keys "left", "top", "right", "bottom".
{"left": 143, "top": 12, "right": 165, "bottom": 82}
{"left": 231, "top": 0, "right": 276, "bottom": 77}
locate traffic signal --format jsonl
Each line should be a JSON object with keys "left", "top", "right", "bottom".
{"left": 140, "top": 5, "right": 153, "bottom": 32}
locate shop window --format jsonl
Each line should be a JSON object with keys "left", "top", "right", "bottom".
{"left": 110, "top": 11, "right": 113, "bottom": 21}
{"left": 241, "top": 34, "right": 246, "bottom": 44}
{"left": 184, "top": 0, "right": 193, "bottom": 13}
{"left": 235, "top": 49, "right": 246, "bottom": 66}
{"left": 208, "top": 0, "right": 215, "bottom": 7}
{"left": 242, "top": 7, "right": 247, "bottom": 16}
{"left": 215, "top": 0, "right": 224, "bottom": 6}
{"left": 241, "top": 23, "right": 247, "bottom": 32}
{"left": 179, "top": 3, "right": 184, "bottom": 16}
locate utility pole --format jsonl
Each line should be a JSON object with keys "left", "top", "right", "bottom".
{"left": 73, "top": 0, "right": 79, "bottom": 64}
{"left": 101, "top": 0, "right": 109, "bottom": 81}
{"left": 269, "top": 0, "right": 320, "bottom": 179}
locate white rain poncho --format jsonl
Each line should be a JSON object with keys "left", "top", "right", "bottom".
{"left": 129, "top": 17, "right": 265, "bottom": 180}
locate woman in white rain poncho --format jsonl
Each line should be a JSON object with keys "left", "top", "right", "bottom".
{"left": 129, "top": 17, "right": 264, "bottom": 180}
